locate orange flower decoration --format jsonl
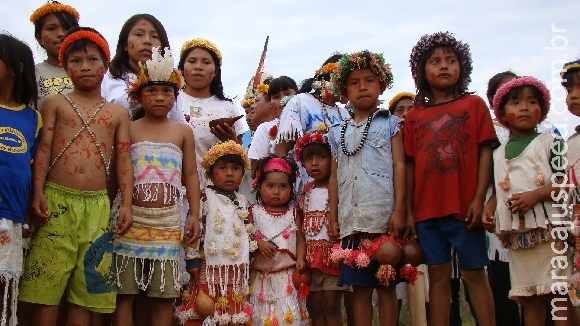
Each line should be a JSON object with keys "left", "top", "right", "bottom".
{"left": 30, "top": 1, "right": 80, "bottom": 24}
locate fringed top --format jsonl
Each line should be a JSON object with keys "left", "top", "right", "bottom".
{"left": 131, "top": 141, "right": 183, "bottom": 205}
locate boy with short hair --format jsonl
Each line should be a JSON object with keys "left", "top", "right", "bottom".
{"left": 19, "top": 27, "right": 133, "bottom": 326}
{"left": 403, "top": 31, "right": 498, "bottom": 326}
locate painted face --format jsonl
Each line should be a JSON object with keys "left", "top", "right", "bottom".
{"left": 270, "top": 88, "right": 296, "bottom": 114}
{"left": 565, "top": 82, "right": 580, "bottom": 118}
{"left": 258, "top": 171, "right": 291, "bottom": 209}
{"left": 249, "top": 93, "right": 271, "bottom": 128}
{"left": 37, "top": 14, "right": 68, "bottom": 59}
{"left": 302, "top": 150, "right": 331, "bottom": 184}
{"left": 424, "top": 47, "right": 461, "bottom": 91}
{"left": 65, "top": 44, "right": 108, "bottom": 91}
{"left": 140, "top": 84, "right": 176, "bottom": 117}
{"left": 345, "top": 68, "right": 382, "bottom": 112}
{"left": 182, "top": 47, "right": 217, "bottom": 92}
{"left": 210, "top": 160, "right": 244, "bottom": 195}
{"left": 392, "top": 98, "right": 414, "bottom": 120}
{"left": 125, "top": 19, "right": 162, "bottom": 71}
{"left": 500, "top": 87, "right": 543, "bottom": 137}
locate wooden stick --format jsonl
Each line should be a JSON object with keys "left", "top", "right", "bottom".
{"left": 408, "top": 264, "right": 427, "bottom": 326}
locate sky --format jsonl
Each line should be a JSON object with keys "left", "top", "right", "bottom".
{"left": 3, "top": 0, "right": 580, "bottom": 138}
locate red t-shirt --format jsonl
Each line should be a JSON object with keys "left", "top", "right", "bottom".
{"left": 403, "top": 94, "right": 498, "bottom": 222}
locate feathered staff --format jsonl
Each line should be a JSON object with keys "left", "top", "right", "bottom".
{"left": 252, "top": 36, "right": 269, "bottom": 88}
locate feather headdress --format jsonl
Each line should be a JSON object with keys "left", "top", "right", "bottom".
{"left": 241, "top": 36, "right": 272, "bottom": 109}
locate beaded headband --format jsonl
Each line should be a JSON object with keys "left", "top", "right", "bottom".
{"left": 180, "top": 38, "right": 222, "bottom": 66}
{"left": 201, "top": 140, "right": 250, "bottom": 179}
{"left": 30, "top": 1, "right": 80, "bottom": 24}
{"left": 561, "top": 59, "right": 580, "bottom": 79}
{"left": 127, "top": 46, "right": 185, "bottom": 103}
{"left": 252, "top": 157, "right": 293, "bottom": 188}
{"left": 58, "top": 29, "right": 110, "bottom": 66}
{"left": 409, "top": 31, "right": 472, "bottom": 90}
{"left": 388, "top": 92, "right": 416, "bottom": 110}
{"left": 493, "top": 76, "right": 551, "bottom": 129}
{"left": 294, "top": 132, "right": 328, "bottom": 162}
{"left": 331, "top": 50, "right": 394, "bottom": 92}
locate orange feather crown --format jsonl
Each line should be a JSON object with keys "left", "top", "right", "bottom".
{"left": 58, "top": 29, "right": 110, "bottom": 66}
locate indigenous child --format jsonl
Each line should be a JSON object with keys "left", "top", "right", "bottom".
{"left": 177, "top": 38, "right": 246, "bottom": 188}
{"left": 248, "top": 155, "right": 306, "bottom": 326}
{"left": 19, "top": 27, "right": 133, "bottom": 326}
{"left": 483, "top": 76, "right": 575, "bottom": 325}
{"left": 294, "top": 133, "right": 343, "bottom": 326}
{"left": 388, "top": 91, "right": 415, "bottom": 120}
{"left": 0, "top": 33, "right": 40, "bottom": 326}
{"left": 403, "top": 31, "right": 498, "bottom": 326}
{"left": 179, "top": 140, "right": 253, "bottom": 326}
{"left": 112, "top": 47, "right": 200, "bottom": 326}
{"left": 30, "top": 1, "right": 79, "bottom": 109}
{"left": 326, "top": 50, "right": 404, "bottom": 326}
{"left": 102, "top": 13, "right": 184, "bottom": 122}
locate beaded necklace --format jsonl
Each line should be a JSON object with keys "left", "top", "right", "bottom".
{"left": 302, "top": 184, "right": 330, "bottom": 237}
{"left": 207, "top": 185, "right": 243, "bottom": 210}
{"left": 261, "top": 204, "right": 291, "bottom": 218}
{"left": 340, "top": 111, "right": 374, "bottom": 156}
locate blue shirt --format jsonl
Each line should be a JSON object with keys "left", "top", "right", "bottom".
{"left": 0, "top": 104, "right": 42, "bottom": 223}
{"left": 327, "top": 109, "right": 400, "bottom": 238}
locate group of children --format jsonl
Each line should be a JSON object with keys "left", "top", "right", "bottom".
{"left": 1, "top": 2, "right": 580, "bottom": 326}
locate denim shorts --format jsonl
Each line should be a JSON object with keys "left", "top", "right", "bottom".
{"left": 416, "top": 215, "right": 489, "bottom": 270}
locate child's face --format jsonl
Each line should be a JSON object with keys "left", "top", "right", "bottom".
{"left": 392, "top": 98, "right": 414, "bottom": 120}
{"left": 258, "top": 171, "right": 291, "bottom": 208}
{"left": 565, "top": 81, "right": 580, "bottom": 117}
{"left": 37, "top": 14, "right": 67, "bottom": 58}
{"left": 345, "top": 68, "right": 382, "bottom": 112}
{"left": 302, "top": 151, "right": 331, "bottom": 184}
{"left": 270, "top": 88, "right": 296, "bottom": 114}
{"left": 126, "top": 19, "right": 162, "bottom": 71}
{"left": 249, "top": 93, "right": 271, "bottom": 128}
{"left": 424, "top": 47, "right": 460, "bottom": 91}
{"left": 500, "top": 87, "right": 542, "bottom": 137}
{"left": 182, "top": 48, "right": 216, "bottom": 91}
{"left": 210, "top": 160, "right": 244, "bottom": 194}
{"left": 140, "top": 84, "right": 176, "bottom": 117}
{"left": 65, "top": 44, "right": 108, "bottom": 91}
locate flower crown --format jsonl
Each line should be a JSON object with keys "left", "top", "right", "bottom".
{"left": 493, "top": 76, "right": 551, "bottom": 129}
{"left": 294, "top": 132, "right": 328, "bottom": 162}
{"left": 315, "top": 62, "right": 337, "bottom": 76}
{"left": 331, "top": 50, "right": 394, "bottom": 92}
{"left": 256, "top": 83, "right": 269, "bottom": 94}
{"left": 126, "top": 47, "right": 185, "bottom": 103}
{"left": 561, "top": 59, "right": 580, "bottom": 79}
{"left": 241, "top": 98, "right": 254, "bottom": 110}
{"left": 30, "top": 1, "right": 80, "bottom": 24}
{"left": 180, "top": 38, "right": 222, "bottom": 66}
{"left": 201, "top": 140, "right": 250, "bottom": 179}
{"left": 409, "top": 31, "right": 472, "bottom": 90}
{"left": 388, "top": 92, "right": 416, "bottom": 110}
{"left": 59, "top": 29, "right": 110, "bottom": 66}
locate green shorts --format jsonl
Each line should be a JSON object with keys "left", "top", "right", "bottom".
{"left": 19, "top": 182, "right": 116, "bottom": 313}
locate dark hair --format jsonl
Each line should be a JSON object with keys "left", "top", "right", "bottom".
{"left": 268, "top": 76, "right": 298, "bottom": 97}
{"left": 487, "top": 71, "right": 518, "bottom": 108}
{"left": 109, "top": 14, "right": 170, "bottom": 79}
{"left": 34, "top": 4, "right": 79, "bottom": 48}
{"left": 253, "top": 155, "right": 298, "bottom": 205}
{"left": 301, "top": 143, "right": 331, "bottom": 162}
{"left": 497, "top": 85, "right": 546, "bottom": 118}
{"left": 178, "top": 46, "right": 231, "bottom": 102}
{"left": 208, "top": 154, "right": 245, "bottom": 178}
{"left": 562, "top": 70, "right": 580, "bottom": 88}
{"left": 0, "top": 33, "right": 38, "bottom": 108}
{"left": 299, "top": 53, "right": 343, "bottom": 94}
{"left": 415, "top": 46, "right": 468, "bottom": 106}
{"left": 61, "top": 27, "right": 108, "bottom": 66}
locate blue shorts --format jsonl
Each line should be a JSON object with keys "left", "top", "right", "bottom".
{"left": 337, "top": 233, "right": 402, "bottom": 289}
{"left": 416, "top": 215, "right": 489, "bottom": 270}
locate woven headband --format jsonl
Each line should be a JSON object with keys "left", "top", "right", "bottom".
{"left": 493, "top": 76, "right": 550, "bottom": 129}
{"left": 252, "top": 157, "right": 293, "bottom": 188}
{"left": 201, "top": 140, "right": 250, "bottom": 180}
{"left": 388, "top": 92, "right": 415, "bottom": 110}
{"left": 561, "top": 59, "right": 580, "bottom": 79}
{"left": 180, "top": 38, "right": 222, "bottom": 66}
{"left": 59, "top": 29, "right": 110, "bottom": 66}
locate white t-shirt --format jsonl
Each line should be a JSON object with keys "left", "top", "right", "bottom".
{"left": 101, "top": 72, "right": 186, "bottom": 123}
{"left": 248, "top": 119, "right": 277, "bottom": 160}
{"left": 178, "top": 91, "right": 246, "bottom": 187}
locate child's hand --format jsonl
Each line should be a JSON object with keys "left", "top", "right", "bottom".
{"left": 185, "top": 215, "right": 200, "bottom": 245}
{"left": 116, "top": 206, "right": 133, "bottom": 236}
{"left": 257, "top": 239, "right": 277, "bottom": 259}
{"left": 404, "top": 212, "right": 417, "bottom": 240}
{"left": 465, "top": 197, "right": 484, "bottom": 230}
{"left": 31, "top": 191, "right": 49, "bottom": 222}
{"left": 296, "top": 258, "right": 307, "bottom": 272}
{"left": 482, "top": 206, "right": 496, "bottom": 232}
{"left": 210, "top": 124, "right": 237, "bottom": 143}
{"left": 329, "top": 220, "right": 340, "bottom": 243}
{"left": 22, "top": 210, "right": 36, "bottom": 238}
{"left": 388, "top": 210, "right": 406, "bottom": 239}
{"left": 506, "top": 191, "right": 539, "bottom": 216}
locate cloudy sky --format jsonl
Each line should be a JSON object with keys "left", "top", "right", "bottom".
{"left": 4, "top": 0, "right": 580, "bottom": 137}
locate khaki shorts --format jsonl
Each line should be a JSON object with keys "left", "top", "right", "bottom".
{"left": 116, "top": 257, "right": 179, "bottom": 298}
{"left": 309, "top": 270, "right": 344, "bottom": 292}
